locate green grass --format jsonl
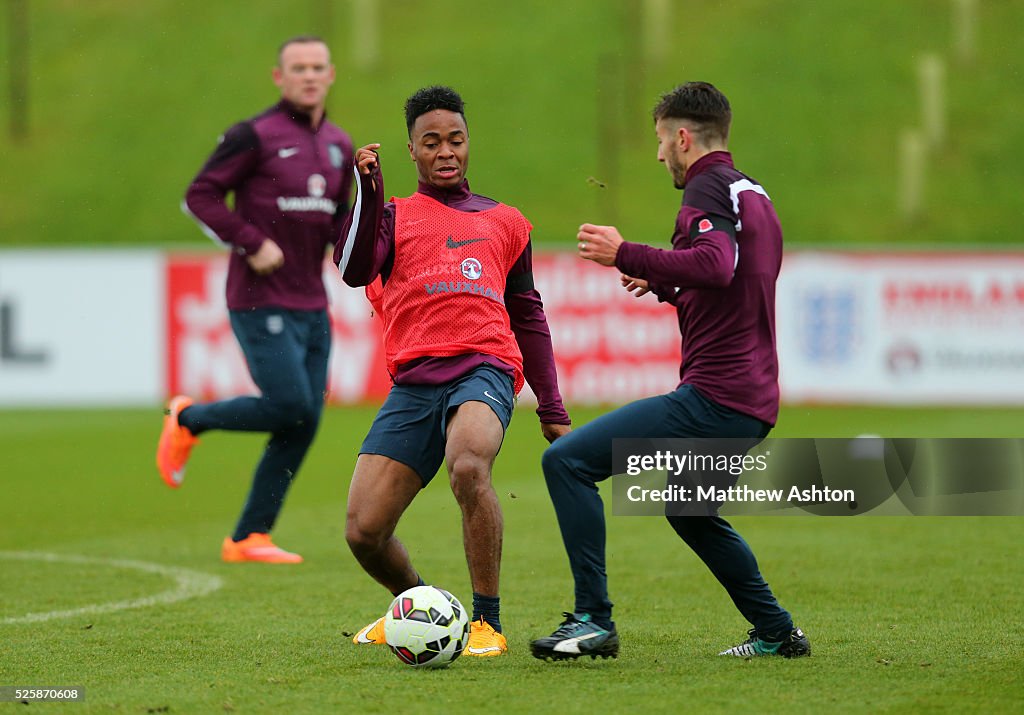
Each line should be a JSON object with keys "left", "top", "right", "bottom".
{"left": 2, "top": 405, "right": 1023, "bottom": 713}
{"left": 2, "top": 1, "right": 1024, "bottom": 250}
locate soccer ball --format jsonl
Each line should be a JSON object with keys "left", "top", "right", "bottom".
{"left": 383, "top": 585, "right": 470, "bottom": 668}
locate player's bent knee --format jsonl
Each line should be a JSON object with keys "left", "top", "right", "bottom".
{"left": 448, "top": 456, "right": 493, "bottom": 501}
{"left": 665, "top": 514, "right": 710, "bottom": 544}
{"left": 541, "top": 438, "right": 574, "bottom": 480}
{"left": 266, "top": 395, "right": 319, "bottom": 431}
{"left": 344, "top": 520, "right": 390, "bottom": 555}
{"left": 448, "top": 452, "right": 489, "bottom": 482}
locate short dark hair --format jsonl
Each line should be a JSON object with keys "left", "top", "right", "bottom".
{"left": 405, "top": 86, "right": 466, "bottom": 136}
{"left": 652, "top": 82, "right": 731, "bottom": 146}
{"left": 277, "top": 35, "right": 328, "bottom": 65}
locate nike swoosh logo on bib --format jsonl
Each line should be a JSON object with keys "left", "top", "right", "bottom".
{"left": 446, "top": 236, "right": 489, "bottom": 249}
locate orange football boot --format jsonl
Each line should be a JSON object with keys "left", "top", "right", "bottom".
{"left": 463, "top": 618, "right": 508, "bottom": 657}
{"left": 352, "top": 616, "right": 387, "bottom": 645}
{"left": 156, "top": 395, "right": 199, "bottom": 488}
{"left": 221, "top": 533, "right": 304, "bottom": 564}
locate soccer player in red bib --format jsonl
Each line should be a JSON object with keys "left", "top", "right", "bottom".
{"left": 531, "top": 83, "right": 810, "bottom": 661}
{"left": 334, "top": 86, "right": 571, "bottom": 657}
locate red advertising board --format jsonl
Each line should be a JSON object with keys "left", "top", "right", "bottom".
{"left": 165, "top": 254, "right": 391, "bottom": 403}
{"left": 529, "top": 253, "right": 680, "bottom": 405}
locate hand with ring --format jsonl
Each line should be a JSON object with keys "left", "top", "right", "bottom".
{"left": 575, "top": 223, "right": 624, "bottom": 267}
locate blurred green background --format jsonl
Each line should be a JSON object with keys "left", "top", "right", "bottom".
{"left": 2, "top": 0, "right": 1022, "bottom": 251}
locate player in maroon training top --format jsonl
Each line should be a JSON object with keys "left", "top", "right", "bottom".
{"left": 156, "top": 37, "right": 354, "bottom": 564}
{"left": 531, "top": 82, "right": 810, "bottom": 661}
{"left": 335, "top": 86, "right": 570, "bottom": 657}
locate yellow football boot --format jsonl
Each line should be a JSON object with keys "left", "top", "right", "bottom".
{"left": 463, "top": 618, "right": 508, "bottom": 657}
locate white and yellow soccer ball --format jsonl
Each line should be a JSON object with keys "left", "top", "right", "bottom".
{"left": 383, "top": 585, "right": 470, "bottom": 668}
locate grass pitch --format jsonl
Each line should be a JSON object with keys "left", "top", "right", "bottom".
{"left": 2, "top": 405, "right": 1022, "bottom": 713}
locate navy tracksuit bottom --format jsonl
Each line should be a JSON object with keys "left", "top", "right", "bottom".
{"left": 180, "top": 308, "right": 330, "bottom": 541}
{"left": 541, "top": 384, "right": 794, "bottom": 640}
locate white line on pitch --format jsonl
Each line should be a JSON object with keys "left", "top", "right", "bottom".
{"left": 0, "top": 551, "right": 223, "bottom": 625}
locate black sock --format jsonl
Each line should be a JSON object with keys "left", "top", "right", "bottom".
{"left": 390, "top": 575, "right": 426, "bottom": 598}
{"left": 472, "top": 593, "right": 501, "bottom": 633}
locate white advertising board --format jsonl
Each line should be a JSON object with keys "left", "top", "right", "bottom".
{"left": 0, "top": 250, "right": 164, "bottom": 406}
{"left": 777, "top": 251, "right": 1024, "bottom": 404}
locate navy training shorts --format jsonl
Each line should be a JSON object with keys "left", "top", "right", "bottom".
{"left": 359, "top": 364, "right": 515, "bottom": 485}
